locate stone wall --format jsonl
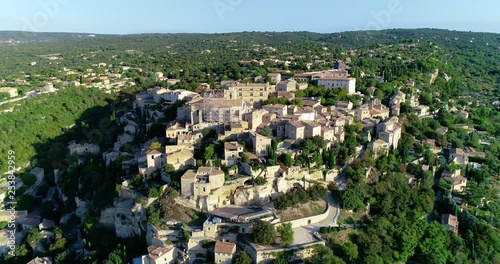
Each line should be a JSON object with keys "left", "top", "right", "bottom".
{"left": 146, "top": 224, "right": 181, "bottom": 247}
{"left": 99, "top": 199, "right": 147, "bottom": 238}
{"left": 0, "top": 211, "right": 27, "bottom": 222}
{"left": 325, "top": 169, "right": 339, "bottom": 182}
{"left": 187, "top": 165, "right": 331, "bottom": 209}
{"left": 241, "top": 233, "right": 325, "bottom": 264}
{"left": 279, "top": 201, "right": 331, "bottom": 229}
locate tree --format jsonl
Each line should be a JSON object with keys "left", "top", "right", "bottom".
{"left": 415, "top": 222, "right": 453, "bottom": 264}
{"left": 4, "top": 244, "right": 31, "bottom": 263}
{"left": 204, "top": 144, "right": 215, "bottom": 162}
{"left": 26, "top": 228, "right": 42, "bottom": 249}
{"left": 328, "top": 149, "right": 336, "bottom": 169}
{"left": 398, "top": 133, "right": 415, "bottom": 162}
{"left": 277, "top": 223, "right": 294, "bottom": 246}
{"left": 309, "top": 245, "right": 345, "bottom": 264}
{"left": 262, "top": 126, "right": 272, "bottom": 137}
{"left": 241, "top": 152, "right": 250, "bottom": 164}
{"left": 147, "top": 206, "right": 160, "bottom": 226}
{"left": 163, "top": 164, "right": 175, "bottom": 173}
{"left": 21, "top": 173, "right": 37, "bottom": 186}
{"left": 49, "top": 227, "right": 67, "bottom": 254}
{"left": 182, "top": 228, "right": 191, "bottom": 242}
{"left": 202, "top": 128, "right": 212, "bottom": 137}
{"left": 232, "top": 251, "right": 252, "bottom": 264}
{"left": 252, "top": 220, "right": 276, "bottom": 245}
{"left": 340, "top": 188, "right": 365, "bottom": 212}
{"left": 267, "top": 146, "right": 277, "bottom": 165}
{"left": 55, "top": 250, "right": 75, "bottom": 264}
{"left": 254, "top": 176, "right": 267, "bottom": 186}
{"left": 278, "top": 153, "right": 293, "bottom": 167}
{"left": 149, "top": 141, "right": 162, "bottom": 150}
{"left": 148, "top": 187, "right": 162, "bottom": 198}
{"left": 104, "top": 246, "right": 126, "bottom": 264}
{"left": 16, "top": 195, "right": 35, "bottom": 211}
{"left": 47, "top": 142, "right": 66, "bottom": 163}
{"left": 342, "top": 242, "right": 359, "bottom": 262}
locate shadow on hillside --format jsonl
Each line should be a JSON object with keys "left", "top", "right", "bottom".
{"left": 13, "top": 90, "right": 147, "bottom": 262}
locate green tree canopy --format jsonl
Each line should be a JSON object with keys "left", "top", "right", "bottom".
{"left": 252, "top": 220, "right": 276, "bottom": 245}
{"left": 277, "top": 223, "right": 294, "bottom": 246}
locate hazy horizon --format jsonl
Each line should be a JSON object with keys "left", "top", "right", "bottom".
{"left": 1, "top": 27, "right": 499, "bottom": 36}
{"left": 1, "top": 0, "right": 499, "bottom": 35}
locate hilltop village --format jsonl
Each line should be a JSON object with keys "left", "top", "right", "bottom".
{"left": 0, "top": 32, "right": 498, "bottom": 264}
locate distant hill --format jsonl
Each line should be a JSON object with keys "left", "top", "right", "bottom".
{"left": 1, "top": 28, "right": 499, "bottom": 49}
{"left": 0, "top": 31, "right": 115, "bottom": 45}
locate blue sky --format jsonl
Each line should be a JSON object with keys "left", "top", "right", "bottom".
{"left": 1, "top": 0, "right": 499, "bottom": 34}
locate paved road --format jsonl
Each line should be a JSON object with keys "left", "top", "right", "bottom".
{"left": 291, "top": 194, "right": 340, "bottom": 245}
{"left": 0, "top": 90, "right": 52, "bottom": 106}
{"left": 290, "top": 146, "right": 367, "bottom": 245}
{"left": 0, "top": 95, "right": 28, "bottom": 106}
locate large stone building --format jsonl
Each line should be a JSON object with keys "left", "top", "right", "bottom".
{"left": 285, "top": 121, "right": 305, "bottom": 141}
{"left": 165, "top": 148, "right": 196, "bottom": 170}
{"left": 368, "top": 139, "right": 390, "bottom": 158}
{"left": 276, "top": 80, "right": 298, "bottom": 92}
{"left": 354, "top": 105, "right": 371, "bottom": 121}
{"left": 177, "top": 98, "right": 250, "bottom": 124}
{"left": 316, "top": 77, "right": 356, "bottom": 94}
{"left": 214, "top": 241, "right": 236, "bottom": 264}
{"left": 267, "top": 73, "right": 282, "bottom": 83}
{"left": 250, "top": 132, "right": 272, "bottom": 157}
{"left": 180, "top": 167, "right": 225, "bottom": 202}
{"left": 303, "top": 121, "right": 322, "bottom": 139}
{"left": 292, "top": 70, "right": 348, "bottom": 83}
{"left": 224, "top": 141, "right": 244, "bottom": 166}
{"left": 138, "top": 149, "right": 165, "bottom": 179}
{"left": 376, "top": 117, "right": 402, "bottom": 150}
{"left": 247, "top": 109, "right": 268, "bottom": 131}
{"left": 152, "top": 88, "right": 200, "bottom": 103}
{"left": 224, "top": 82, "right": 272, "bottom": 103}
{"left": 441, "top": 214, "right": 459, "bottom": 234}
{"left": 262, "top": 104, "right": 287, "bottom": 119}
{"left": 146, "top": 245, "right": 184, "bottom": 264}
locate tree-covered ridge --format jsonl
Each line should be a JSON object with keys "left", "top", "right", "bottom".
{"left": 0, "top": 28, "right": 498, "bottom": 97}
{"left": 0, "top": 87, "right": 111, "bottom": 172}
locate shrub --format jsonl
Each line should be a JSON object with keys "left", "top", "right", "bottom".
{"left": 254, "top": 176, "right": 268, "bottom": 186}
{"left": 148, "top": 187, "right": 162, "bottom": 198}
{"left": 252, "top": 220, "right": 276, "bottom": 245}
{"left": 21, "top": 173, "right": 37, "bottom": 186}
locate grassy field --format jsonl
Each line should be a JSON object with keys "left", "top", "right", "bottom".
{"left": 337, "top": 210, "right": 367, "bottom": 225}
{"left": 279, "top": 200, "right": 327, "bottom": 222}
{"left": 322, "top": 229, "right": 358, "bottom": 246}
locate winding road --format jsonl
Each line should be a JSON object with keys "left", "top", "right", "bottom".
{"left": 290, "top": 146, "right": 366, "bottom": 245}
